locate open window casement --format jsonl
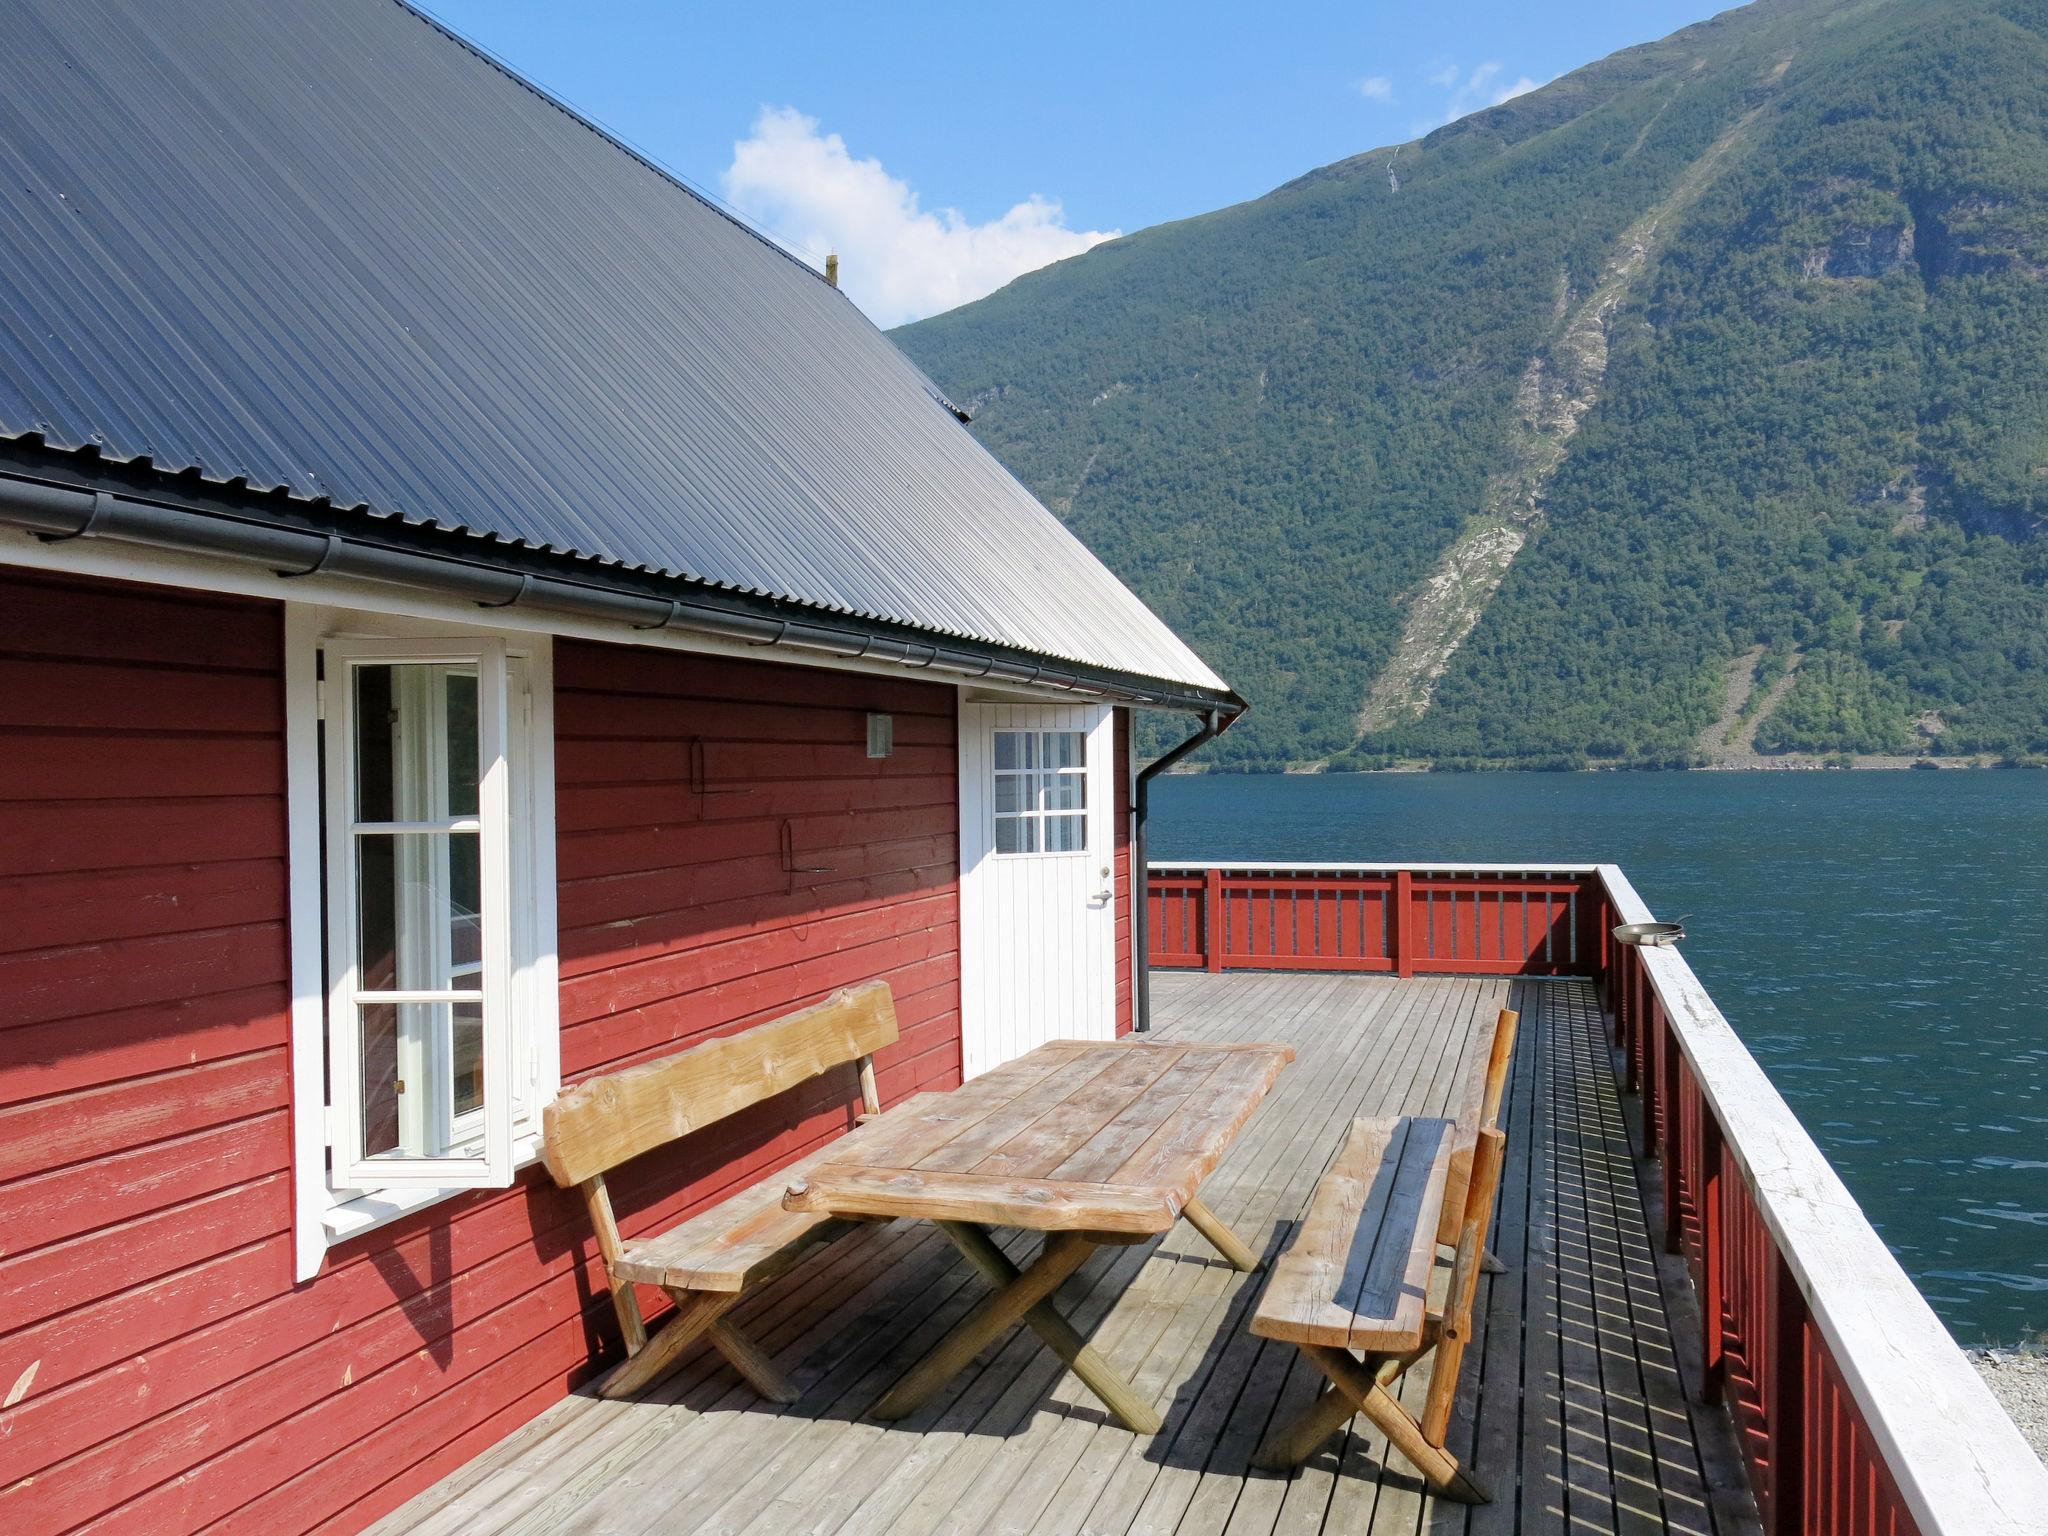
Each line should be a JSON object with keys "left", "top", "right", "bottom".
{"left": 322, "top": 636, "right": 516, "bottom": 1187}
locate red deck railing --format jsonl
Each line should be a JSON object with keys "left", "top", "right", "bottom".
{"left": 1145, "top": 863, "right": 1602, "bottom": 977}
{"left": 1146, "top": 861, "right": 2045, "bottom": 1536}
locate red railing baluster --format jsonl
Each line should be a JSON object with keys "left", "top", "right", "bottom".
{"left": 1629, "top": 956, "right": 1648, "bottom": 1094}
{"left": 1392, "top": 869, "right": 1415, "bottom": 978}
{"left": 1663, "top": 1018, "right": 1684, "bottom": 1256}
{"left": 1772, "top": 1257, "right": 1809, "bottom": 1536}
{"left": 1703, "top": 1111, "right": 1726, "bottom": 1399}
{"left": 1203, "top": 867, "right": 1225, "bottom": 973}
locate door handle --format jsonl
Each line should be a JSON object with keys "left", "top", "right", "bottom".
{"left": 1092, "top": 889, "right": 1113, "bottom": 903}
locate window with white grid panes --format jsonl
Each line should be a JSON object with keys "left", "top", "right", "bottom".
{"left": 991, "top": 728, "right": 1088, "bottom": 855}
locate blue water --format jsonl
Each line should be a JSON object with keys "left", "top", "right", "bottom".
{"left": 1149, "top": 770, "right": 2048, "bottom": 1346}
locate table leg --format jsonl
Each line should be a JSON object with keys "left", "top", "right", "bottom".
{"left": 1181, "top": 1194, "right": 1261, "bottom": 1272}
{"left": 873, "top": 1222, "right": 1163, "bottom": 1434}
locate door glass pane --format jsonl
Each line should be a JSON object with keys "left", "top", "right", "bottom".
{"left": 451, "top": 1000, "right": 484, "bottom": 1118}
{"left": 360, "top": 1002, "right": 401, "bottom": 1156}
{"left": 354, "top": 662, "right": 479, "bottom": 822}
{"left": 354, "top": 665, "right": 397, "bottom": 823}
{"left": 995, "top": 817, "right": 1038, "bottom": 854}
{"left": 1047, "top": 772, "right": 1085, "bottom": 811}
{"left": 994, "top": 732, "right": 1021, "bottom": 771}
{"left": 994, "top": 773, "right": 1024, "bottom": 814}
{"left": 356, "top": 831, "right": 483, "bottom": 991}
{"left": 358, "top": 1001, "right": 482, "bottom": 1160}
{"left": 1046, "top": 813, "right": 1086, "bottom": 852}
{"left": 444, "top": 672, "right": 479, "bottom": 818}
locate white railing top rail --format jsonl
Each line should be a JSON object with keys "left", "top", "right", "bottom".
{"left": 1594, "top": 864, "right": 2048, "bottom": 1536}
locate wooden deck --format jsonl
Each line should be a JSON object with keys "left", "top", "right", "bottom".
{"left": 369, "top": 973, "right": 1761, "bottom": 1536}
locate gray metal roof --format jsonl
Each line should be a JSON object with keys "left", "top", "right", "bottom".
{"left": 0, "top": 0, "right": 1228, "bottom": 696}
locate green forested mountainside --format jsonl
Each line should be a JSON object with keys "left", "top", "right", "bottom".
{"left": 896, "top": 0, "right": 2048, "bottom": 768}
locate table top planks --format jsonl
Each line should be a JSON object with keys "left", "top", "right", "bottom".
{"left": 782, "top": 1039, "right": 1294, "bottom": 1234}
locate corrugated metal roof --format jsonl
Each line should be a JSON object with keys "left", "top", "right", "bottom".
{"left": 0, "top": 0, "right": 1228, "bottom": 695}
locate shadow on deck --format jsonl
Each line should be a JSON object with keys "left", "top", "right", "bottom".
{"left": 370, "top": 972, "right": 1761, "bottom": 1536}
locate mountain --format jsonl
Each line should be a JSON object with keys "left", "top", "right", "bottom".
{"left": 894, "top": 0, "right": 2048, "bottom": 770}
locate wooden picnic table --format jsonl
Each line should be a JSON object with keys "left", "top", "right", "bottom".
{"left": 781, "top": 1036, "right": 1294, "bottom": 1433}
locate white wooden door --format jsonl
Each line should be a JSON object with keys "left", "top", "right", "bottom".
{"left": 958, "top": 700, "right": 1117, "bottom": 1078}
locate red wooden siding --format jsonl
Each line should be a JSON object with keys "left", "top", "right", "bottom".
{"left": 550, "top": 638, "right": 961, "bottom": 1104}
{"left": 1113, "top": 708, "right": 1133, "bottom": 1037}
{"left": 0, "top": 573, "right": 961, "bottom": 1536}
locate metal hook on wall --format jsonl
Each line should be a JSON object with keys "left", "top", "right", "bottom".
{"left": 687, "top": 737, "right": 752, "bottom": 814}
{"left": 778, "top": 818, "right": 835, "bottom": 878}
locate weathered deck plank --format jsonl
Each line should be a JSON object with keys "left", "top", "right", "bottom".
{"left": 367, "top": 973, "right": 1759, "bottom": 1536}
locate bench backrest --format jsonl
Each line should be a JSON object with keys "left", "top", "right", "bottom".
{"left": 1419, "top": 1006, "right": 1519, "bottom": 1445}
{"left": 1437, "top": 1007, "right": 1519, "bottom": 1247}
{"left": 541, "top": 980, "right": 899, "bottom": 1188}
{"left": 1458, "top": 1005, "right": 1519, "bottom": 1142}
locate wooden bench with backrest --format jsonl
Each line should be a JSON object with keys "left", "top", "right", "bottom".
{"left": 541, "top": 980, "right": 900, "bottom": 1401}
{"left": 1248, "top": 1006, "right": 1520, "bottom": 1501}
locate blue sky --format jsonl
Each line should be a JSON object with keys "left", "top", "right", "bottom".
{"left": 426, "top": 0, "right": 1738, "bottom": 323}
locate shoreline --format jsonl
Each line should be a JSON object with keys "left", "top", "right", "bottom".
{"left": 1176, "top": 758, "right": 2046, "bottom": 776}
{"left": 1971, "top": 1349, "right": 2048, "bottom": 1467}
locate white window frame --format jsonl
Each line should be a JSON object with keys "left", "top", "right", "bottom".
{"left": 990, "top": 726, "right": 1091, "bottom": 858}
{"left": 286, "top": 605, "right": 560, "bottom": 1280}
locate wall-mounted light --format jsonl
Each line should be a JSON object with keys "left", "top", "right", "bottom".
{"left": 866, "top": 712, "right": 894, "bottom": 758}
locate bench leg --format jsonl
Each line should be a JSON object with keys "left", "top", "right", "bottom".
{"left": 873, "top": 1222, "right": 1163, "bottom": 1434}
{"left": 1181, "top": 1195, "right": 1261, "bottom": 1273}
{"left": 1256, "top": 1346, "right": 1487, "bottom": 1502}
{"left": 1254, "top": 1351, "right": 1419, "bottom": 1470}
{"left": 1255, "top": 1381, "right": 1359, "bottom": 1470}
{"left": 599, "top": 1289, "right": 737, "bottom": 1401}
{"left": 1303, "top": 1344, "right": 1488, "bottom": 1503}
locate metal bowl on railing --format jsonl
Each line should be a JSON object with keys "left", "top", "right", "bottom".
{"left": 1612, "top": 919, "right": 1687, "bottom": 947}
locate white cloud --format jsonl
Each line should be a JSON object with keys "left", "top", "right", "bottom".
{"left": 1411, "top": 61, "right": 1548, "bottom": 134}
{"left": 1354, "top": 74, "right": 1394, "bottom": 102}
{"left": 722, "top": 106, "right": 1118, "bottom": 327}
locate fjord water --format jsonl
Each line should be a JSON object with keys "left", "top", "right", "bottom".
{"left": 1149, "top": 770, "right": 2048, "bottom": 1346}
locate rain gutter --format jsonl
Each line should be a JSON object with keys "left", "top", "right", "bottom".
{"left": 0, "top": 467, "right": 1243, "bottom": 716}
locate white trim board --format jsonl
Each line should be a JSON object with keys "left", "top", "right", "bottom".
{"left": 0, "top": 526, "right": 1113, "bottom": 711}
{"left": 285, "top": 602, "right": 562, "bottom": 1280}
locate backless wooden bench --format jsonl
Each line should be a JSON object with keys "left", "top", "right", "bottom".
{"left": 541, "top": 980, "right": 899, "bottom": 1401}
{"left": 1249, "top": 1006, "right": 1519, "bottom": 1500}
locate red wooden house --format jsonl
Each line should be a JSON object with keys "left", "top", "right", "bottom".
{"left": 0, "top": 3, "right": 1241, "bottom": 1533}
